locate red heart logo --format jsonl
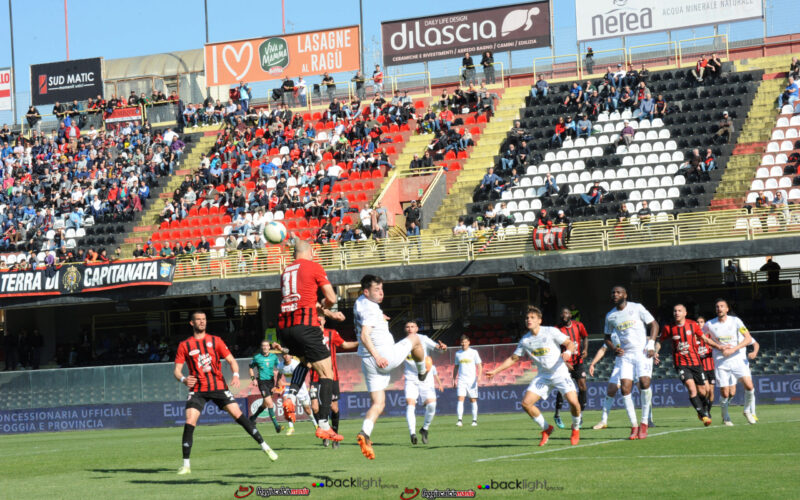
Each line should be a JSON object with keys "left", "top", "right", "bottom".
{"left": 234, "top": 485, "right": 254, "bottom": 498}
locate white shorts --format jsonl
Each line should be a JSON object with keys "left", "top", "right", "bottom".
{"left": 715, "top": 358, "right": 752, "bottom": 387}
{"left": 361, "top": 338, "right": 414, "bottom": 392}
{"left": 457, "top": 379, "right": 479, "bottom": 399}
{"left": 405, "top": 379, "right": 437, "bottom": 403}
{"left": 612, "top": 354, "right": 653, "bottom": 383}
{"left": 525, "top": 372, "right": 576, "bottom": 400}
{"left": 284, "top": 385, "right": 310, "bottom": 406}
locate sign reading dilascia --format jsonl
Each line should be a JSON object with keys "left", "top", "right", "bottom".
{"left": 575, "top": 0, "right": 763, "bottom": 42}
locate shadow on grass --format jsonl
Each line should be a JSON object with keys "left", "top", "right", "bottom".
{"left": 222, "top": 470, "right": 347, "bottom": 480}
{"left": 129, "top": 479, "right": 229, "bottom": 485}
{"left": 90, "top": 468, "right": 172, "bottom": 474}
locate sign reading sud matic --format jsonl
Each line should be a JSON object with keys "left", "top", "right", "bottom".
{"left": 30, "top": 57, "right": 103, "bottom": 106}
{"left": 204, "top": 26, "right": 361, "bottom": 86}
{"left": 575, "top": 0, "right": 763, "bottom": 42}
{"left": 381, "top": 1, "right": 551, "bottom": 66}
{"left": 0, "top": 259, "right": 175, "bottom": 298}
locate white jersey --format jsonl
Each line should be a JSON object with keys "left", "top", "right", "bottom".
{"left": 604, "top": 301, "right": 655, "bottom": 357}
{"left": 278, "top": 357, "right": 306, "bottom": 387}
{"left": 404, "top": 334, "right": 439, "bottom": 378}
{"left": 514, "top": 327, "right": 570, "bottom": 377}
{"left": 455, "top": 348, "right": 482, "bottom": 384}
{"left": 702, "top": 315, "right": 749, "bottom": 366}
{"left": 354, "top": 294, "right": 394, "bottom": 357}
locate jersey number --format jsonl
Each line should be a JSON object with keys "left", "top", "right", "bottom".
{"left": 282, "top": 269, "right": 298, "bottom": 297}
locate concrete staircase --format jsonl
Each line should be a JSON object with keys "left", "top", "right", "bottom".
{"left": 423, "top": 85, "right": 530, "bottom": 236}
{"left": 710, "top": 55, "right": 796, "bottom": 209}
{"left": 121, "top": 129, "right": 221, "bottom": 255}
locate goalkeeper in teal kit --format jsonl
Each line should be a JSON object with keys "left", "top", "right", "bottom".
{"left": 248, "top": 340, "right": 283, "bottom": 433}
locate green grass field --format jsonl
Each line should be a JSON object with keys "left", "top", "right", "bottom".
{"left": 1, "top": 405, "right": 798, "bottom": 500}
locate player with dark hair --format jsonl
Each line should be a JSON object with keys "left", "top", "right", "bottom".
{"left": 453, "top": 335, "right": 482, "bottom": 427}
{"left": 695, "top": 315, "right": 716, "bottom": 416}
{"left": 403, "top": 320, "right": 447, "bottom": 445}
{"left": 487, "top": 306, "right": 582, "bottom": 446}
{"left": 310, "top": 315, "right": 358, "bottom": 448}
{"left": 174, "top": 311, "right": 277, "bottom": 475}
{"left": 553, "top": 307, "right": 589, "bottom": 429}
{"left": 701, "top": 299, "right": 758, "bottom": 425}
{"left": 655, "top": 304, "right": 711, "bottom": 425}
{"left": 248, "top": 340, "right": 283, "bottom": 433}
{"left": 355, "top": 274, "right": 430, "bottom": 460}
{"left": 604, "top": 286, "right": 659, "bottom": 440}
{"left": 277, "top": 239, "right": 345, "bottom": 443}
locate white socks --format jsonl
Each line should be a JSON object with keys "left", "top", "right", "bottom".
{"left": 361, "top": 418, "right": 374, "bottom": 437}
{"left": 457, "top": 400, "right": 464, "bottom": 420}
{"left": 287, "top": 421, "right": 294, "bottom": 429}
{"left": 572, "top": 413, "right": 582, "bottom": 430}
{"left": 423, "top": 402, "right": 436, "bottom": 430}
{"left": 601, "top": 395, "right": 615, "bottom": 423}
{"left": 471, "top": 402, "right": 478, "bottom": 422}
{"left": 183, "top": 459, "right": 190, "bottom": 468}
{"left": 308, "top": 412, "right": 319, "bottom": 428}
{"left": 415, "top": 360, "right": 427, "bottom": 377}
{"left": 744, "top": 390, "right": 756, "bottom": 415}
{"left": 721, "top": 396, "right": 731, "bottom": 421}
{"left": 622, "top": 394, "right": 638, "bottom": 427}
{"left": 406, "top": 405, "right": 417, "bottom": 434}
{"left": 533, "top": 413, "right": 548, "bottom": 430}
{"left": 640, "top": 388, "right": 653, "bottom": 425}
{"left": 260, "top": 442, "right": 272, "bottom": 452}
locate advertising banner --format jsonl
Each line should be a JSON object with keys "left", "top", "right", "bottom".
{"left": 575, "top": 0, "right": 763, "bottom": 42}
{"left": 30, "top": 57, "right": 103, "bottom": 106}
{"left": 204, "top": 26, "right": 361, "bottom": 86}
{"left": 1, "top": 375, "right": 798, "bottom": 434}
{"left": 381, "top": 1, "right": 551, "bottom": 66}
{"left": 0, "top": 68, "right": 11, "bottom": 111}
{"left": 0, "top": 258, "right": 175, "bottom": 298}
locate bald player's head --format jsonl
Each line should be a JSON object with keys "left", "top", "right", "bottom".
{"left": 294, "top": 239, "right": 312, "bottom": 259}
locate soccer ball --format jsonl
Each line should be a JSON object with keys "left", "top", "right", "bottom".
{"left": 263, "top": 221, "right": 287, "bottom": 244}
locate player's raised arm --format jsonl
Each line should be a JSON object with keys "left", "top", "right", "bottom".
{"left": 224, "top": 353, "right": 241, "bottom": 390}
{"left": 748, "top": 337, "right": 760, "bottom": 360}
{"left": 560, "top": 339, "right": 577, "bottom": 362}
{"left": 486, "top": 354, "right": 519, "bottom": 378}
{"left": 319, "top": 284, "right": 345, "bottom": 321}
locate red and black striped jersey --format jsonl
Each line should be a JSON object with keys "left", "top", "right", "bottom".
{"left": 311, "top": 329, "right": 344, "bottom": 382}
{"left": 278, "top": 258, "right": 331, "bottom": 329}
{"left": 658, "top": 320, "right": 703, "bottom": 367}
{"left": 175, "top": 334, "right": 231, "bottom": 392}
{"left": 695, "top": 334, "right": 715, "bottom": 371}
{"left": 559, "top": 321, "right": 588, "bottom": 365}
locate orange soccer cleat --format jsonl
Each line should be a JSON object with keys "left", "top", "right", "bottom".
{"left": 702, "top": 416, "right": 712, "bottom": 427}
{"left": 282, "top": 398, "right": 296, "bottom": 423}
{"left": 357, "top": 431, "right": 375, "bottom": 460}
{"left": 638, "top": 422, "right": 648, "bottom": 439}
{"left": 538, "top": 424, "right": 554, "bottom": 447}
{"left": 315, "top": 427, "right": 344, "bottom": 442}
{"left": 629, "top": 426, "right": 639, "bottom": 440}
{"left": 570, "top": 428, "right": 580, "bottom": 445}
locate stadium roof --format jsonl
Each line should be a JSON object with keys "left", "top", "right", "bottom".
{"left": 104, "top": 49, "right": 204, "bottom": 80}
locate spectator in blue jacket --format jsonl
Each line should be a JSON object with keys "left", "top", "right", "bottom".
{"left": 637, "top": 92, "right": 655, "bottom": 122}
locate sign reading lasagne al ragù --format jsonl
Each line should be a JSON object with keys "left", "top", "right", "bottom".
{"left": 381, "top": 1, "right": 550, "bottom": 66}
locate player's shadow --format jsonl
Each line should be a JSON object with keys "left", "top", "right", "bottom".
{"left": 223, "top": 471, "right": 347, "bottom": 480}
{"left": 90, "top": 467, "right": 172, "bottom": 474}
{"left": 129, "top": 479, "right": 229, "bottom": 486}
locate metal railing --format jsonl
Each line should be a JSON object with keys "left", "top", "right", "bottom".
{"left": 20, "top": 110, "right": 104, "bottom": 138}
{"left": 579, "top": 48, "right": 628, "bottom": 79}
{"left": 628, "top": 41, "right": 680, "bottom": 70}
{"left": 388, "top": 71, "right": 432, "bottom": 97}
{"left": 678, "top": 34, "right": 730, "bottom": 68}
{"left": 165, "top": 206, "right": 800, "bottom": 281}
{"left": 459, "top": 61, "right": 506, "bottom": 88}
{"left": 533, "top": 53, "right": 580, "bottom": 82}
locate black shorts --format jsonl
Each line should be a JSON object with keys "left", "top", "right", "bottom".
{"left": 310, "top": 380, "right": 341, "bottom": 402}
{"left": 186, "top": 389, "right": 237, "bottom": 411}
{"left": 569, "top": 361, "right": 586, "bottom": 380}
{"left": 277, "top": 325, "right": 330, "bottom": 363}
{"left": 257, "top": 379, "right": 275, "bottom": 397}
{"left": 677, "top": 365, "right": 706, "bottom": 386}
{"left": 705, "top": 370, "right": 716, "bottom": 385}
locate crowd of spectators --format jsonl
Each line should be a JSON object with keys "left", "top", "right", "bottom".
{"left": 1, "top": 93, "right": 186, "bottom": 269}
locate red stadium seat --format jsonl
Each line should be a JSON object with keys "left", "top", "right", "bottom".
{"left": 371, "top": 169, "right": 383, "bottom": 178}
{"left": 465, "top": 115, "right": 476, "bottom": 125}
{"left": 444, "top": 151, "right": 456, "bottom": 160}
{"left": 476, "top": 114, "right": 487, "bottom": 123}
{"left": 414, "top": 100, "right": 425, "bottom": 109}
{"left": 312, "top": 112, "right": 322, "bottom": 120}
{"left": 199, "top": 207, "right": 208, "bottom": 216}
{"left": 457, "top": 151, "right": 468, "bottom": 159}
{"left": 349, "top": 171, "right": 361, "bottom": 180}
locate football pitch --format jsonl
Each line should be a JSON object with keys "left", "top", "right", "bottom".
{"left": 2, "top": 405, "right": 798, "bottom": 500}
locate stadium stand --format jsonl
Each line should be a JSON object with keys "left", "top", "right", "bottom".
{"left": 449, "top": 66, "right": 764, "bottom": 230}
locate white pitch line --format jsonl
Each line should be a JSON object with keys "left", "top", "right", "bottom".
{"left": 503, "top": 452, "right": 800, "bottom": 462}
{"left": 475, "top": 418, "right": 800, "bottom": 463}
